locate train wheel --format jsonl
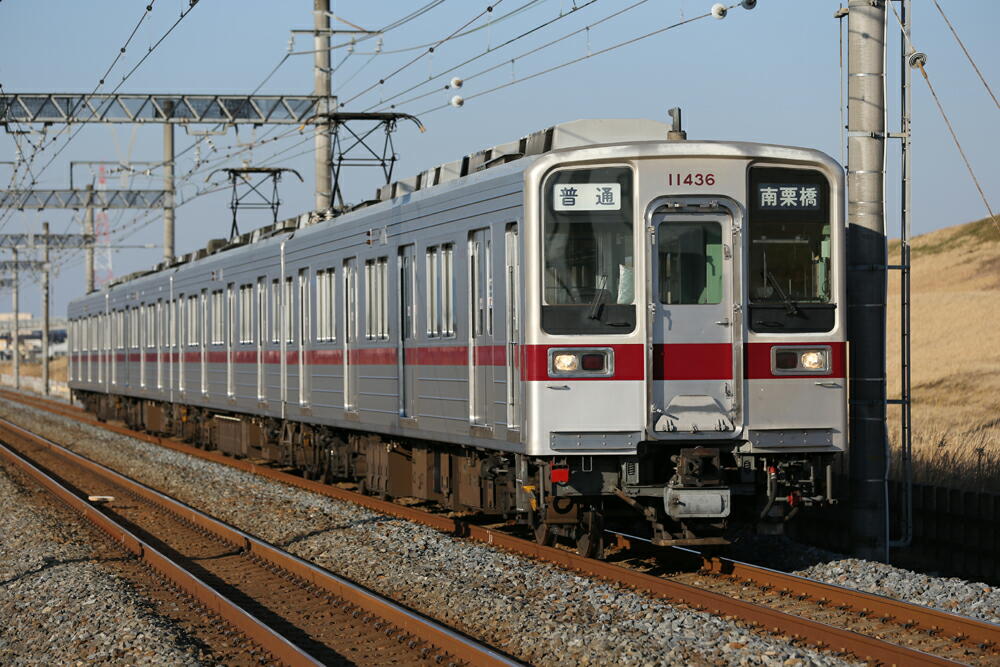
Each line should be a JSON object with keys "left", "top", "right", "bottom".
{"left": 534, "top": 521, "right": 555, "bottom": 547}
{"left": 575, "top": 510, "right": 605, "bottom": 560}
{"left": 528, "top": 508, "right": 554, "bottom": 547}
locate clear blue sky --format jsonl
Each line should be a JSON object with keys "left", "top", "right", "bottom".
{"left": 1, "top": 0, "right": 997, "bottom": 317}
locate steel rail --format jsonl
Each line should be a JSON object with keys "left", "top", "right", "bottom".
{"left": 0, "top": 389, "right": 982, "bottom": 665}
{"left": 0, "top": 413, "right": 519, "bottom": 667}
{"left": 0, "top": 435, "right": 321, "bottom": 667}
{"left": 699, "top": 554, "right": 999, "bottom": 653}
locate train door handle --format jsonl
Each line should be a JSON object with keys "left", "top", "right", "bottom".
{"left": 546, "top": 385, "right": 571, "bottom": 391}
{"left": 714, "top": 318, "right": 730, "bottom": 326}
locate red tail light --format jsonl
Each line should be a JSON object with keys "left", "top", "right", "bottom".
{"left": 580, "top": 353, "right": 605, "bottom": 371}
{"left": 774, "top": 351, "right": 798, "bottom": 369}
{"left": 550, "top": 467, "right": 570, "bottom": 484}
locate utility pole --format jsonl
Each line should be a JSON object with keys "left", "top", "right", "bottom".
{"left": 11, "top": 247, "right": 18, "bottom": 391}
{"left": 42, "top": 222, "right": 49, "bottom": 396}
{"left": 314, "top": 0, "right": 333, "bottom": 211}
{"left": 847, "top": 0, "right": 889, "bottom": 561}
{"left": 164, "top": 101, "right": 175, "bottom": 263}
{"left": 84, "top": 184, "right": 95, "bottom": 293}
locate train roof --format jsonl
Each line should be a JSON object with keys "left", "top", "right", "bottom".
{"left": 98, "top": 118, "right": 837, "bottom": 295}
{"left": 104, "top": 118, "right": 675, "bottom": 290}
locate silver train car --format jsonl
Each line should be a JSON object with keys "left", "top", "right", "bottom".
{"left": 68, "top": 119, "right": 846, "bottom": 557}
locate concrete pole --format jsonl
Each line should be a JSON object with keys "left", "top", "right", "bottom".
{"left": 42, "top": 222, "right": 50, "bottom": 396}
{"left": 314, "top": 0, "right": 332, "bottom": 211}
{"left": 163, "top": 103, "right": 175, "bottom": 263}
{"left": 12, "top": 247, "right": 18, "bottom": 391}
{"left": 847, "top": 0, "right": 889, "bottom": 562}
{"left": 84, "top": 185, "right": 95, "bottom": 293}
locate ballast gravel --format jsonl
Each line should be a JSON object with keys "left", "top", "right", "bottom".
{"left": 0, "top": 462, "right": 205, "bottom": 666}
{"left": 0, "top": 400, "right": 851, "bottom": 666}
{"left": 795, "top": 558, "right": 1000, "bottom": 626}
{"left": 724, "top": 533, "right": 1000, "bottom": 627}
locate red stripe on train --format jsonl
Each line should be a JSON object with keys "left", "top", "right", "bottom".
{"left": 745, "top": 341, "right": 845, "bottom": 379}
{"left": 653, "top": 343, "right": 732, "bottom": 381}
{"left": 74, "top": 342, "right": 846, "bottom": 380}
{"left": 520, "top": 344, "right": 645, "bottom": 381}
{"left": 405, "top": 345, "right": 466, "bottom": 365}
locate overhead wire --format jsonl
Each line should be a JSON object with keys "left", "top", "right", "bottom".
{"left": 121, "top": 0, "right": 450, "bottom": 212}
{"left": 927, "top": 0, "right": 998, "bottom": 110}
{"left": 366, "top": 0, "right": 604, "bottom": 112}
{"left": 288, "top": 0, "right": 541, "bottom": 57}
{"left": 417, "top": 3, "right": 726, "bottom": 115}
{"left": 376, "top": 0, "right": 649, "bottom": 112}
{"left": 341, "top": 1, "right": 507, "bottom": 107}
{"left": 885, "top": 1, "right": 999, "bottom": 237}
{"left": 0, "top": 0, "right": 201, "bottom": 242}
{"left": 28, "top": 0, "right": 203, "bottom": 186}
{"left": 0, "top": 2, "right": 163, "bottom": 231}
{"left": 109, "top": 0, "right": 457, "bottom": 231}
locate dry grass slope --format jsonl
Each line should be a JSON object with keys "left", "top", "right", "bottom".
{"left": 0, "top": 356, "right": 67, "bottom": 382}
{"left": 887, "top": 217, "right": 1000, "bottom": 493}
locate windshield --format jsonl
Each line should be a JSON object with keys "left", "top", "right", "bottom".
{"left": 748, "top": 168, "right": 831, "bottom": 305}
{"left": 543, "top": 167, "right": 634, "bottom": 304}
{"left": 749, "top": 222, "right": 831, "bottom": 303}
{"left": 541, "top": 166, "right": 634, "bottom": 334}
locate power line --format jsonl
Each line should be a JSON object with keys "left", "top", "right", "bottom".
{"left": 93, "top": 2, "right": 158, "bottom": 92}
{"left": 0, "top": 4, "right": 157, "bottom": 205}
{"left": 0, "top": 0, "right": 202, "bottom": 238}
{"left": 915, "top": 62, "right": 999, "bottom": 236}
{"left": 366, "top": 0, "right": 604, "bottom": 112}
{"left": 29, "top": 0, "right": 203, "bottom": 185}
{"left": 417, "top": 3, "right": 722, "bottom": 115}
{"left": 341, "top": 1, "right": 507, "bottom": 107}
{"left": 289, "top": 0, "right": 544, "bottom": 57}
{"left": 92, "top": 1, "right": 457, "bottom": 257}
{"left": 885, "top": 2, "right": 999, "bottom": 237}
{"left": 928, "top": 0, "right": 998, "bottom": 110}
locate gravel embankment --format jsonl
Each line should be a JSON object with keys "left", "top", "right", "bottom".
{"left": 795, "top": 558, "right": 1000, "bottom": 625}
{"left": 0, "top": 399, "right": 854, "bottom": 666}
{"left": 726, "top": 534, "right": 1000, "bottom": 626}
{"left": 0, "top": 462, "right": 206, "bottom": 665}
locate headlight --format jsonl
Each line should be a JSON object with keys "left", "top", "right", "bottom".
{"left": 548, "top": 348, "right": 613, "bottom": 377}
{"left": 800, "top": 350, "right": 827, "bottom": 370}
{"left": 552, "top": 353, "right": 579, "bottom": 373}
{"left": 771, "top": 346, "right": 831, "bottom": 374}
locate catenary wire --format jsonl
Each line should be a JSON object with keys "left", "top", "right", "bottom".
{"left": 417, "top": 3, "right": 726, "bottom": 115}
{"left": 290, "top": 0, "right": 540, "bottom": 57}
{"left": 885, "top": 1, "right": 999, "bottom": 237}
{"left": 341, "top": 1, "right": 507, "bottom": 107}
{"left": 366, "top": 0, "right": 603, "bottom": 112}
{"left": 379, "top": 0, "right": 649, "bottom": 112}
{"left": 0, "top": 2, "right": 162, "bottom": 230}
{"left": 29, "top": 0, "right": 203, "bottom": 185}
{"left": 107, "top": 0, "right": 450, "bottom": 221}
{"left": 928, "top": 0, "right": 998, "bottom": 110}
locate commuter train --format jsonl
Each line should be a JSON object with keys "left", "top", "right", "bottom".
{"left": 68, "top": 118, "right": 846, "bottom": 558}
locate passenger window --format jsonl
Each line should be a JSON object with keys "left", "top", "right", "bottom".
{"left": 658, "top": 222, "right": 722, "bottom": 305}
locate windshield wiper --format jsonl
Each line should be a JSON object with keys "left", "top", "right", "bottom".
{"left": 588, "top": 275, "right": 608, "bottom": 320}
{"left": 766, "top": 271, "right": 800, "bottom": 316}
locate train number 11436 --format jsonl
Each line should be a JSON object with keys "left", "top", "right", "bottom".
{"left": 668, "top": 172, "right": 716, "bottom": 186}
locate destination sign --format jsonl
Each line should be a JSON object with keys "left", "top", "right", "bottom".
{"left": 553, "top": 183, "right": 621, "bottom": 211}
{"left": 756, "top": 183, "right": 821, "bottom": 210}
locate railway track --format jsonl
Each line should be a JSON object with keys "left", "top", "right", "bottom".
{"left": 3, "top": 389, "right": 999, "bottom": 665}
{"left": 0, "top": 411, "right": 518, "bottom": 667}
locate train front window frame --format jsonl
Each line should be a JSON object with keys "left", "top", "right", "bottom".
{"left": 747, "top": 166, "right": 834, "bottom": 333}
{"left": 540, "top": 165, "right": 635, "bottom": 335}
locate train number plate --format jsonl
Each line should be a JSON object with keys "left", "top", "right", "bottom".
{"left": 667, "top": 173, "right": 716, "bottom": 187}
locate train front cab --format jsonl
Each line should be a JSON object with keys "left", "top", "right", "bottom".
{"left": 521, "top": 143, "right": 846, "bottom": 552}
